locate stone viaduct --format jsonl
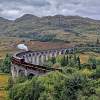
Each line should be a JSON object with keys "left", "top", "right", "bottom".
{"left": 11, "top": 47, "right": 74, "bottom": 78}
{"left": 11, "top": 46, "right": 100, "bottom": 78}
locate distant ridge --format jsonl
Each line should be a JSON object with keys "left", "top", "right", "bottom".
{"left": 0, "top": 14, "right": 100, "bottom": 43}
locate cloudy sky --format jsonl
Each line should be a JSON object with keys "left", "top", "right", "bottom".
{"left": 0, "top": 0, "right": 100, "bottom": 20}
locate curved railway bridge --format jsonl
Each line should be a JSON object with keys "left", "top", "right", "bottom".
{"left": 11, "top": 47, "right": 74, "bottom": 78}
{"left": 11, "top": 46, "right": 100, "bottom": 78}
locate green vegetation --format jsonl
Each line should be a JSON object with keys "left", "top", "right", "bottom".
{"left": 0, "top": 14, "right": 100, "bottom": 44}
{"left": 0, "top": 54, "right": 11, "bottom": 100}
{"left": 0, "top": 49, "right": 100, "bottom": 100}
{"left": 31, "top": 34, "right": 56, "bottom": 42}
{"left": 0, "top": 14, "right": 100, "bottom": 100}
{"left": 8, "top": 69, "right": 100, "bottom": 100}
{"left": 45, "top": 54, "right": 82, "bottom": 70}
{"left": 8, "top": 52, "right": 100, "bottom": 100}
{"left": 0, "top": 54, "right": 11, "bottom": 73}
{"left": 19, "top": 33, "right": 65, "bottom": 42}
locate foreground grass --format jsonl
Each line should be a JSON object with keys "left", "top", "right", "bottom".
{"left": 0, "top": 73, "right": 10, "bottom": 100}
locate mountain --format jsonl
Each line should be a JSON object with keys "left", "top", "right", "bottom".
{"left": 0, "top": 17, "right": 13, "bottom": 36}
{"left": 15, "top": 14, "right": 39, "bottom": 22}
{"left": 0, "top": 14, "right": 100, "bottom": 43}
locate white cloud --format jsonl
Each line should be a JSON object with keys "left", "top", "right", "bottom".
{"left": 0, "top": 0, "right": 100, "bottom": 20}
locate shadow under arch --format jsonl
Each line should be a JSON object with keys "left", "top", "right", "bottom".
{"left": 28, "top": 73, "right": 35, "bottom": 79}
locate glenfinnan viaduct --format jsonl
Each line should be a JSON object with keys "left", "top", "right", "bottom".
{"left": 11, "top": 47, "right": 74, "bottom": 78}
{"left": 11, "top": 46, "right": 100, "bottom": 78}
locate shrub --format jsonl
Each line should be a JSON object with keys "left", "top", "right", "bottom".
{"left": 9, "top": 77, "right": 44, "bottom": 100}
{"left": 52, "top": 63, "right": 61, "bottom": 69}
{"left": 62, "top": 67, "right": 77, "bottom": 74}
{"left": 39, "top": 92, "right": 53, "bottom": 100}
{"left": 80, "top": 69, "right": 93, "bottom": 78}
{"left": 0, "top": 54, "right": 11, "bottom": 73}
{"left": 62, "top": 73, "right": 95, "bottom": 100}
{"left": 93, "top": 66, "right": 100, "bottom": 79}
{"left": 7, "top": 76, "right": 14, "bottom": 90}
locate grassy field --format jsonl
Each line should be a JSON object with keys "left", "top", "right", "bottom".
{"left": 80, "top": 52, "right": 100, "bottom": 64}
{"left": 0, "top": 73, "right": 10, "bottom": 100}
{"left": 0, "top": 37, "right": 74, "bottom": 59}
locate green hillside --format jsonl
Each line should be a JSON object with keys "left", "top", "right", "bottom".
{"left": 0, "top": 14, "right": 100, "bottom": 43}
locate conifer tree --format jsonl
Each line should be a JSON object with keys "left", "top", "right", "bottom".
{"left": 77, "top": 56, "right": 81, "bottom": 69}
{"left": 74, "top": 54, "right": 77, "bottom": 64}
{"left": 1, "top": 54, "right": 11, "bottom": 73}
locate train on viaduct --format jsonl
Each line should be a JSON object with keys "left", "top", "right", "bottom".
{"left": 11, "top": 45, "right": 100, "bottom": 78}
{"left": 11, "top": 47, "right": 74, "bottom": 78}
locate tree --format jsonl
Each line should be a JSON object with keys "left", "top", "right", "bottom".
{"left": 9, "top": 77, "right": 44, "bottom": 100}
{"left": 56, "top": 55, "right": 62, "bottom": 63}
{"left": 62, "top": 74, "right": 95, "bottom": 100}
{"left": 88, "top": 56, "right": 97, "bottom": 69}
{"left": 60, "top": 55, "right": 69, "bottom": 67}
{"left": 93, "top": 67, "right": 100, "bottom": 79}
{"left": 43, "top": 61, "right": 53, "bottom": 68}
{"left": 66, "top": 55, "right": 69, "bottom": 65}
{"left": 69, "top": 55, "right": 72, "bottom": 66}
{"left": 96, "top": 38, "right": 99, "bottom": 44}
{"left": 51, "top": 57, "right": 56, "bottom": 64}
{"left": 1, "top": 54, "right": 11, "bottom": 73}
{"left": 61, "top": 55, "right": 66, "bottom": 66}
{"left": 77, "top": 56, "right": 81, "bottom": 69}
{"left": 73, "top": 54, "right": 77, "bottom": 64}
